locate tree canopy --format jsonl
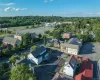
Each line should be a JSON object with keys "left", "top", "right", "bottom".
{"left": 10, "top": 64, "right": 36, "bottom": 80}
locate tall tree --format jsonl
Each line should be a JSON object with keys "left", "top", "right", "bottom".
{"left": 10, "top": 64, "right": 36, "bottom": 80}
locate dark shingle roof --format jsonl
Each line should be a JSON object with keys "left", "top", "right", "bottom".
{"left": 31, "top": 46, "right": 46, "bottom": 58}
{"left": 3, "top": 37, "right": 19, "bottom": 45}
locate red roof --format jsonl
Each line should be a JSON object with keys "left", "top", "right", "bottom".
{"left": 75, "top": 58, "right": 93, "bottom": 80}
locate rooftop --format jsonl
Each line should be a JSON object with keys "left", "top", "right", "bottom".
{"left": 31, "top": 46, "right": 46, "bottom": 58}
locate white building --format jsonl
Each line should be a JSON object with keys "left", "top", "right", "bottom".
{"left": 27, "top": 46, "right": 49, "bottom": 65}
{"left": 62, "top": 55, "right": 78, "bottom": 77}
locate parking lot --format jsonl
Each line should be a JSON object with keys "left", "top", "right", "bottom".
{"left": 80, "top": 43, "right": 100, "bottom": 61}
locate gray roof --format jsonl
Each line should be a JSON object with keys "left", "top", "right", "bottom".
{"left": 31, "top": 46, "right": 46, "bottom": 58}
{"left": 60, "top": 43, "right": 79, "bottom": 50}
{"left": 3, "top": 37, "right": 21, "bottom": 45}
{"left": 68, "top": 38, "right": 82, "bottom": 46}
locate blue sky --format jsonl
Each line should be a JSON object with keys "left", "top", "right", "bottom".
{"left": 0, "top": 0, "right": 100, "bottom": 17}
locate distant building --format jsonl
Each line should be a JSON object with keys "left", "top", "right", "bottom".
{"left": 62, "top": 33, "right": 71, "bottom": 39}
{"left": 14, "top": 32, "right": 23, "bottom": 41}
{"left": 3, "top": 37, "right": 22, "bottom": 47}
{"left": 27, "top": 46, "right": 49, "bottom": 65}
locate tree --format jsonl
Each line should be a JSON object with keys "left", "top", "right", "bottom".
{"left": 9, "top": 55, "right": 20, "bottom": 65}
{"left": 95, "top": 28, "right": 100, "bottom": 42}
{"left": 2, "top": 48, "right": 12, "bottom": 57}
{"left": 10, "top": 64, "right": 36, "bottom": 80}
{"left": 22, "top": 33, "right": 31, "bottom": 46}
{"left": 22, "top": 52, "right": 29, "bottom": 58}
{"left": 0, "top": 63, "right": 10, "bottom": 80}
{"left": 43, "top": 35, "right": 47, "bottom": 46}
{"left": 44, "top": 30, "right": 50, "bottom": 34}
{"left": 30, "top": 45, "right": 37, "bottom": 52}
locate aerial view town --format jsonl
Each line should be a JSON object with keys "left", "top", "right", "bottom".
{"left": 0, "top": 0, "right": 100, "bottom": 80}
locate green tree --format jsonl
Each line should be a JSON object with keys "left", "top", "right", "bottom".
{"left": 22, "top": 52, "right": 29, "bottom": 58}
{"left": 0, "top": 63, "right": 10, "bottom": 80}
{"left": 30, "top": 45, "right": 37, "bottom": 52}
{"left": 9, "top": 55, "right": 20, "bottom": 65}
{"left": 2, "top": 48, "right": 12, "bottom": 56}
{"left": 10, "top": 64, "right": 36, "bottom": 80}
{"left": 95, "top": 28, "right": 100, "bottom": 42}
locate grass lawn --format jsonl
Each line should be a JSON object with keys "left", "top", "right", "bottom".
{"left": 0, "top": 33, "right": 9, "bottom": 37}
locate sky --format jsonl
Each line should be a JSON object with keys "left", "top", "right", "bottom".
{"left": 0, "top": 0, "right": 100, "bottom": 17}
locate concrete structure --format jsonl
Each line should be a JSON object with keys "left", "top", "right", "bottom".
{"left": 27, "top": 46, "right": 49, "bottom": 65}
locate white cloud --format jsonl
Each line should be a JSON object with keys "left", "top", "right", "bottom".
{"left": 0, "top": 3, "right": 15, "bottom": 6}
{"left": 4, "top": 7, "right": 11, "bottom": 12}
{"left": 44, "top": 0, "right": 54, "bottom": 3}
{"left": 4, "top": 7, "right": 27, "bottom": 12}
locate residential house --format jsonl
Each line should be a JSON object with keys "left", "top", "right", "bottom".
{"left": 52, "top": 55, "right": 93, "bottom": 80}
{"left": 62, "top": 33, "right": 71, "bottom": 39}
{"left": 60, "top": 43, "right": 79, "bottom": 55}
{"left": 75, "top": 58, "right": 93, "bottom": 80}
{"left": 3, "top": 37, "right": 22, "bottom": 47}
{"left": 27, "top": 46, "right": 49, "bottom": 65}
{"left": 68, "top": 38, "right": 82, "bottom": 48}
{"left": 52, "top": 39, "right": 60, "bottom": 48}
{"left": 14, "top": 32, "right": 23, "bottom": 41}
{"left": 52, "top": 55, "right": 79, "bottom": 80}
{"left": 60, "top": 38, "right": 82, "bottom": 55}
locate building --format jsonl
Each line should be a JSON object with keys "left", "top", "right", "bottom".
{"left": 14, "top": 32, "right": 23, "bottom": 41}
{"left": 60, "top": 43, "right": 79, "bottom": 55}
{"left": 68, "top": 38, "right": 82, "bottom": 48}
{"left": 62, "top": 33, "right": 71, "bottom": 39}
{"left": 52, "top": 55, "right": 93, "bottom": 80}
{"left": 75, "top": 58, "right": 93, "bottom": 80}
{"left": 52, "top": 55, "right": 79, "bottom": 80}
{"left": 3, "top": 37, "right": 22, "bottom": 47}
{"left": 60, "top": 38, "right": 82, "bottom": 55}
{"left": 27, "top": 46, "right": 49, "bottom": 65}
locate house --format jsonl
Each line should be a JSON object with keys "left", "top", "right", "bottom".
{"left": 75, "top": 58, "right": 93, "bottom": 80}
{"left": 62, "top": 33, "right": 71, "bottom": 39}
{"left": 68, "top": 38, "right": 82, "bottom": 48}
{"left": 27, "top": 46, "right": 49, "bottom": 65}
{"left": 60, "top": 43, "right": 79, "bottom": 55}
{"left": 52, "top": 39, "right": 60, "bottom": 48}
{"left": 52, "top": 54, "right": 93, "bottom": 80}
{"left": 52, "top": 55, "right": 79, "bottom": 80}
{"left": 3, "top": 37, "right": 22, "bottom": 47}
{"left": 14, "top": 32, "right": 23, "bottom": 41}
{"left": 60, "top": 38, "right": 82, "bottom": 55}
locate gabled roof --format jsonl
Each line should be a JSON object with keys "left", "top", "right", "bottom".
{"left": 69, "top": 55, "right": 78, "bottom": 69}
{"left": 31, "top": 46, "right": 46, "bottom": 58}
{"left": 3, "top": 37, "right": 20, "bottom": 45}
{"left": 68, "top": 38, "right": 82, "bottom": 46}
